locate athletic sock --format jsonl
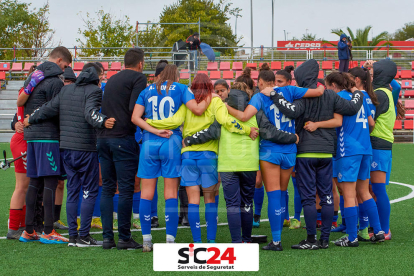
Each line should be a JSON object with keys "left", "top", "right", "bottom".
{"left": 371, "top": 183, "right": 390, "bottom": 233}
{"left": 151, "top": 184, "right": 158, "bottom": 218}
{"left": 280, "top": 190, "right": 287, "bottom": 226}
{"left": 92, "top": 186, "right": 102, "bottom": 218}
{"left": 339, "top": 195, "right": 346, "bottom": 226}
{"left": 133, "top": 191, "right": 141, "bottom": 217}
{"left": 113, "top": 194, "right": 119, "bottom": 214}
{"left": 285, "top": 189, "right": 290, "bottom": 221}
{"left": 21, "top": 205, "right": 26, "bottom": 228}
{"left": 363, "top": 198, "right": 382, "bottom": 234}
{"left": 188, "top": 204, "right": 201, "bottom": 242}
{"left": 292, "top": 176, "right": 302, "bottom": 221}
{"left": 165, "top": 198, "right": 179, "bottom": 238}
{"left": 43, "top": 176, "right": 58, "bottom": 235}
{"left": 215, "top": 195, "right": 219, "bottom": 210}
{"left": 206, "top": 203, "right": 218, "bottom": 241}
{"left": 8, "top": 209, "right": 21, "bottom": 230}
{"left": 254, "top": 186, "right": 264, "bottom": 216}
{"left": 344, "top": 206, "right": 358, "bottom": 241}
{"left": 267, "top": 190, "right": 282, "bottom": 242}
{"left": 139, "top": 199, "right": 152, "bottom": 235}
{"left": 317, "top": 209, "right": 322, "bottom": 221}
{"left": 358, "top": 203, "right": 369, "bottom": 230}
{"left": 333, "top": 211, "right": 338, "bottom": 223}
{"left": 54, "top": 204, "right": 62, "bottom": 222}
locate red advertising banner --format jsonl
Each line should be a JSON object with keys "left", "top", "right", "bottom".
{"left": 277, "top": 41, "right": 414, "bottom": 50}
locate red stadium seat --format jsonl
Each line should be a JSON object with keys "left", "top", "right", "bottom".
{"left": 0, "top": 72, "right": 6, "bottom": 80}
{"left": 405, "top": 110, "right": 414, "bottom": 117}
{"left": 296, "top": 62, "right": 304, "bottom": 68}
{"left": 235, "top": 71, "right": 243, "bottom": 78}
{"left": 23, "top": 63, "right": 34, "bottom": 72}
{"left": 197, "top": 71, "right": 208, "bottom": 76}
{"left": 395, "top": 71, "right": 400, "bottom": 79}
{"left": 349, "top": 61, "right": 358, "bottom": 68}
{"left": 394, "top": 120, "right": 402, "bottom": 130}
{"left": 232, "top": 62, "right": 243, "bottom": 71}
{"left": 226, "top": 80, "right": 231, "bottom": 87}
{"left": 246, "top": 63, "right": 257, "bottom": 70}
{"left": 401, "top": 80, "right": 412, "bottom": 89}
{"left": 251, "top": 70, "right": 259, "bottom": 80}
{"left": 400, "top": 70, "right": 412, "bottom": 79}
{"left": 334, "top": 61, "right": 339, "bottom": 70}
{"left": 73, "top": 62, "right": 84, "bottom": 71}
{"left": 207, "top": 62, "right": 218, "bottom": 71}
{"left": 11, "top": 63, "right": 23, "bottom": 71}
{"left": 0, "top": 63, "right": 10, "bottom": 71}
{"left": 271, "top": 61, "right": 282, "bottom": 71}
{"left": 106, "top": 71, "right": 117, "bottom": 79}
{"left": 209, "top": 71, "right": 221, "bottom": 79}
{"left": 360, "top": 61, "right": 366, "bottom": 67}
{"left": 322, "top": 61, "right": 333, "bottom": 70}
{"left": 405, "top": 100, "right": 414, "bottom": 109}
{"left": 412, "top": 61, "right": 414, "bottom": 70}
{"left": 222, "top": 71, "right": 234, "bottom": 80}
{"left": 219, "top": 62, "right": 230, "bottom": 71}
{"left": 404, "top": 90, "right": 414, "bottom": 98}
{"left": 404, "top": 120, "right": 413, "bottom": 130}
{"left": 284, "top": 61, "right": 294, "bottom": 68}
{"left": 100, "top": 62, "right": 109, "bottom": 71}
{"left": 110, "top": 62, "right": 121, "bottom": 71}
{"left": 179, "top": 72, "right": 190, "bottom": 79}
{"left": 74, "top": 71, "right": 81, "bottom": 77}
{"left": 318, "top": 71, "right": 324, "bottom": 79}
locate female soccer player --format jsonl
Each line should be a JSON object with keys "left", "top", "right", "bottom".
{"left": 226, "top": 63, "right": 324, "bottom": 251}
{"left": 146, "top": 73, "right": 258, "bottom": 243}
{"left": 131, "top": 65, "right": 211, "bottom": 252}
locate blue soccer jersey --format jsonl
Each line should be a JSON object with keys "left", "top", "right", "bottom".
{"left": 362, "top": 90, "right": 376, "bottom": 119}
{"left": 249, "top": 85, "right": 308, "bottom": 154}
{"left": 336, "top": 90, "right": 373, "bottom": 158}
{"left": 136, "top": 81, "right": 195, "bottom": 138}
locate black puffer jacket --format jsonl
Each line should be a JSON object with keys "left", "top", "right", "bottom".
{"left": 29, "top": 67, "right": 107, "bottom": 151}
{"left": 271, "top": 59, "right": 364, "bottom": 154}
{"left": 24, "top": 61, "right": 64, "bottom": 141}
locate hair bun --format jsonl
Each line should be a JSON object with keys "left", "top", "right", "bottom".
{"left": 260, "top": 63, "right": 270, "bottom": 71}
{"left": 284, "top": 65, "right": 294, "bottom": 74}
{"left": 242, "top": 67, "right": 251, "bottom": 77}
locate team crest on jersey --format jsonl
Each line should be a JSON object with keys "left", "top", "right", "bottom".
{"left": 338, "top": 173, "right": 342, "bottom": 180}
{"left": 371, "top": 161, "right": 378, "bottom": 169}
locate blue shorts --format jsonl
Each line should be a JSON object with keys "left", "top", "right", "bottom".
{"left": 259, "top": 152, "right": 296, "bottom": 170}
{"left": 180, "top": 158, "right": 218, "bottom": 188}
{"left": 370, "top": 149, "right": 392, "bottom": 185}
{"left": 137, "top": 134, "right": 182, "bottom": 179}
{"left": 333, "top": 155, "right": 372, "bottom": 183}
{"left": 26, "top": 141, "right": 63, "bottom": 178}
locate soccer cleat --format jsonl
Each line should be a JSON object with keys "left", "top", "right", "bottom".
{"left": 180, "top": 216, "right": 189, "bottom": 227}
{"left": 331, "top": 224, "right": 346, "bottom": 233}
{"left": 77, "top": 218, "right": 80, "bottom": 231}
{"left": 262, "top": 241, "right": 283, "bottom": 251}
{"left": 253, "top": 214, "right": 261, "bottom": 228}
{"left": 331, "top": 234, "right": 348, "bottom": 244}
{"left": 142, "top": 240, "right": 153, "bottom": 252}
{"left": 53, "top": 220, "right": 69, "bottom": 230}
{"left": 289, "top": 219, "right": 301, "bottom": 229}
{"left": 117, "top": 238, "right": 142, "bottom": 250}
{"left": 19, "top": 230, "right": 40, "bottom": 242}
{"left": 334, "top": 237, "right": 359, "bottom": 247}
{"left": 76, "top": 235, "right": 103, "bottom": 247}
{"left": 113, "top": 219, "right": 118, "bottom": 230}
{"left": 68, "top": 236, "right": 77, "bottom": 247}
{"left": 151, "top": 217, "right": 160, "bottom": 228}
{"left": 358, "top": 228, "right": 370, "bottom": 241}
{"left": 7, "top": 228, "right": 23, "bottom": 240}
{"left": 132, "top": 218, "right": 141, "bottom": 229}
{"left": 319, "top": 239, "right": 329, "bottom": 249}
{"left": 331, "top": 222, "right": 338, "bottom": 229}
{"left": 91, "top": 218, "right": 103, "bottom": 229}
{"left": 103, "top": 239, "right": 116, "bottom": 250}
{"left": 283, "top": 219, "right": 291, "bottom": 227}
{"left": 291, "top": 240, "right": 319, "bottom": 250}
{"left": 39, "top": 230, "right": 69, "bottom": 244}
{"left": 384, "top": 230, "right": 392, "bottom": 240}
{"left": 370, "top": 231, "right": 385, "bottom": 243}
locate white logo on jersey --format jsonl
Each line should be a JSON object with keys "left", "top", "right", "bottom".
{"left": 338, "top": 173, "right": 342, "bottom": 180}
{"left": 371, "top": 161, "right": 378, "bottom": 169}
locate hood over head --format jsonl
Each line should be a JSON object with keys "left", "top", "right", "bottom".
{"left": 372, "top": 59, "right": 397, "bottom": 89}
{"left": 75, "top": 67, "right": 100, "bottom": 86}
{"left": 340, "top": 34, "right": 347, "bottom": 41}
{"left": 63, "top": 67, "right": 76, "bottom": 81}
{"left": 36, "top": 61, "right": 64, "bottom": 78}
{"left": 227, "top": 89, "right": 250, "bottom": 111}
{"left": 294, "top": 59, "right": 318, "bottom": 88}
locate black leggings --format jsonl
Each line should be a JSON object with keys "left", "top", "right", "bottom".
{"left": 25, "top": 176, "right": 58, "bottom": 234}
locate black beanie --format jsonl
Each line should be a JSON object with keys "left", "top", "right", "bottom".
{"left": 63, "top": 67, "right": 76, "bottom": 81}
{"left": 227, "top": 89, "right": 249, "bottom": 111}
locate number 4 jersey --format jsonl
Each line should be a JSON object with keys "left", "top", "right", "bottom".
{"left": 136, "top": 81, "right": 195, "bottom": 138}
{"left": 335, "top": 90, "right": 373, "bottom": 159}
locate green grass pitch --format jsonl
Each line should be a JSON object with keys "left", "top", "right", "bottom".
{"left": 0, "top": 142, "right": 413, "bottom": 275}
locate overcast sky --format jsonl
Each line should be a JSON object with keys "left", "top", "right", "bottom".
{"left": 28, "top": 0, "right": 414, "bottom": 48}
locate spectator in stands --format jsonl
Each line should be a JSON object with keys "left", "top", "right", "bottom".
{"left": 186, "top": 32, "right": 200, "bottom": 70}
{"left": 338, "top": 34, "right": 351, "bottom": 72}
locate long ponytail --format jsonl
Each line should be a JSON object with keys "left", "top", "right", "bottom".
{"left": 349, "top": 67, "right": 379, "bottom": 106}
{"left": 325, "top": 72, "right": 355, "bottom": 92}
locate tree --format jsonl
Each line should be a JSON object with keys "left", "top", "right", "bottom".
{"left": 76, "top": 10, "right": 135, "bottom": 57}
{"left": 158, "top": 0, "right": 240, "bottom": 55}
{"left": 329, "top": 26, "right": 390, "bottom": 49}
{"left": 291, "top": 33, "right": 322, "bottom": 41}
{"left": 393, "top": 22, "right": 414, "bottom": 41}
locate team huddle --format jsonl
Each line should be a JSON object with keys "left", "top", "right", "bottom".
{"left": 6, "top": 45, "right": 401, "bottom": 252}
